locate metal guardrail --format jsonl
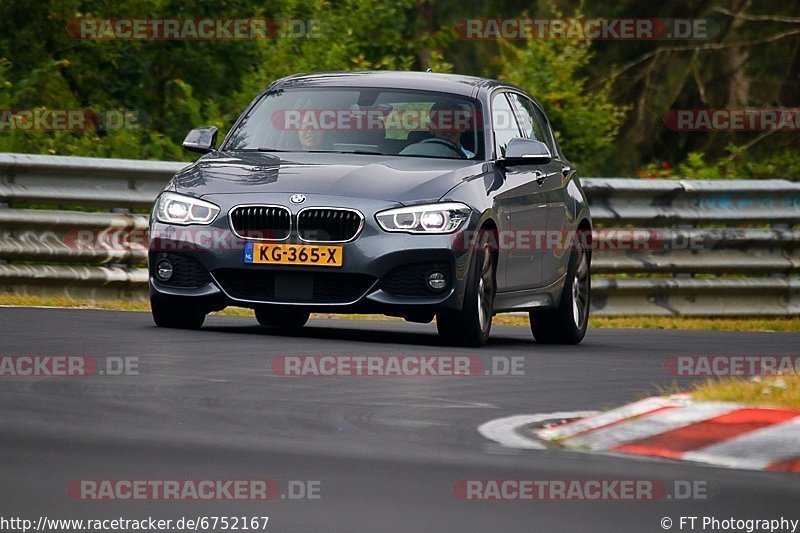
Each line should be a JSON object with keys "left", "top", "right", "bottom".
{"left": 0, "top": 152, "right": 183, "bottom": 207}
{"left": 1, "top": 153, "right": 798, "bottom": 315}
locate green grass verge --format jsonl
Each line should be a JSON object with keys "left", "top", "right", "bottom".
{"left": 691, "top": 375, "right": 800, "bottom": 410}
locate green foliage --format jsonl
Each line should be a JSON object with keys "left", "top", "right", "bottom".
{"left": 638, "top": 145, "right": 800, "bottom": 181}
{"left": 0, "top": 0, "right": 797, "bottom": 181}
{"left": 0, "top": 0, "right": 449, "bottom": 160}
{"left": 0, "top": 54, "right": 183, "bottom": 159}
{"left": 234, "top": 0, "right": 447, "bottom": 109}
{"left": 0, "top": 0, "right": 264, "bottom": 160}
{"left": 496, "top": 33, "right": 629, "bottom": 173}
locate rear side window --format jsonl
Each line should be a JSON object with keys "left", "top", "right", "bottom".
{"left": 491, "top": 93, "right": 522, "bottom": 158}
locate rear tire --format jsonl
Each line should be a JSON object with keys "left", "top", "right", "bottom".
{"left": 150, "top": 294, "right": 206, "bottom": 330}
{"left": 437, "top": 231, "right": 495, "bottom": 347}
{"left": 529, "top": 243, "right": 590, "bottom": 344}
{"left": 255, "top": 307, "right": 310, "bottom": 329}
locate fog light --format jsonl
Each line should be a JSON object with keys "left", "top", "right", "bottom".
{"left": 427, "top": 271, "right": 447, "bottom": 291}
{"left": 156, "top": 259, "right": 173, "bottom": 281}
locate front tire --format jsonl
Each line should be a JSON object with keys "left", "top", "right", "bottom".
{"left": 150, "top": 294, "right": 206, "bottom": 330}
{"left": 529, "top": 244, "right": 590, "bottom": 344}
{"left": 255, "top": 306, "right": 310, "bottom": 329}
{"left": 437, "top": 231, "right": 495, "bottom": 347}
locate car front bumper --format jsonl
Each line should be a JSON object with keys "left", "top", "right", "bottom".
{"left": 148, "top": 193, "right": 479, "bottom": 316}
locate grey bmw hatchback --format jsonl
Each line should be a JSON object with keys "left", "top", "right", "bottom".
{"left": 149, "top": 71, "right": 592, "bottom": 346}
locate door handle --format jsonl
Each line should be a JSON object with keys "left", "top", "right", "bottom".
{"left": 534, "top": 170, "right": 546, "bottom": 185}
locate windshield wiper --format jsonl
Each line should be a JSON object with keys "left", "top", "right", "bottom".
{"left": 257, "top": 148, "right": 342, "bottom": 154}
{"left": 337, "top": 149, "right": 384, "bottom": 155}
{"left": 253, "top": 148, "right": 385, "bottom": 155}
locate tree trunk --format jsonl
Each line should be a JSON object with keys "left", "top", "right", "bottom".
{"left": 725, "top": 0, "right": 752, "bottom": 108}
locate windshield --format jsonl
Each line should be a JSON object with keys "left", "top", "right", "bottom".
{"left": 223, "top": 88, "right": 484, "bottom": 160}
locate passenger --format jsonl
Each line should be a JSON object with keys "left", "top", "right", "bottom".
{"left": 298, "top": 121, "right": 324, "bottom": 151}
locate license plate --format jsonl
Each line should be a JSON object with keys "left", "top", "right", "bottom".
{"left": 244, "top": 242, "right": 343, "bottom": 267}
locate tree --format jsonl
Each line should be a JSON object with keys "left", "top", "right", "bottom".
{"left": 495, "top": 12, "right": 629, "bottom": 173}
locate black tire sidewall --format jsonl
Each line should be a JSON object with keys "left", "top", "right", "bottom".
{"left": 529, "top": 243, "right": 590, "bottom": 344}
{"left": 437, "top": 230, "right": 495, "bottom": 346}
{"left": 150, "top": 293, "right": 205, "bottom": 329}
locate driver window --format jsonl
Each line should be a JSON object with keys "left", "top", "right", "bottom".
{"left": 491, "top": 93, "right": 522, "bottom": 158}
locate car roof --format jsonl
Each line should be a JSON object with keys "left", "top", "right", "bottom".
{"left": 270, "top": 70, "right": 519, "bottom": 98}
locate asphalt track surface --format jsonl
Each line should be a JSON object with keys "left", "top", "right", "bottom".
{"left": 1, "top": 307, "right": 799, "bottom": 533}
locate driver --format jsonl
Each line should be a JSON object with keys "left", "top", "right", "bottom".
{"left": 401, "top": 102, "right": 475, "bottom": 159}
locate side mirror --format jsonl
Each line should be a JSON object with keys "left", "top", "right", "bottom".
{"left": 501, "top": 138, "right": 552, "bottom": 166}
{"left": 182, "top": 126, "right": 219, "bottom": 154}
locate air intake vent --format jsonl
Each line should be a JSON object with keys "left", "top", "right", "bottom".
{"left": 150, "top": 252, "right": 212, "bottom": 288}
{"left": 298, "top": 208, "right": 363, "bottom": 242}
{"left": 229, "top": 205, "right": 291, "bottom": 240}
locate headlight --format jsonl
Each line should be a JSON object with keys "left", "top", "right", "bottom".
{"left": 376, "top": 202, "right": 471, "bottom": 234}
{"left": 155, "top": 192, "right": 220, "bottom": 225}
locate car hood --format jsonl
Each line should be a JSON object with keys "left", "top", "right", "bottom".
{"left": 170, "top": 151, "right": 487, "bottom": 204}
